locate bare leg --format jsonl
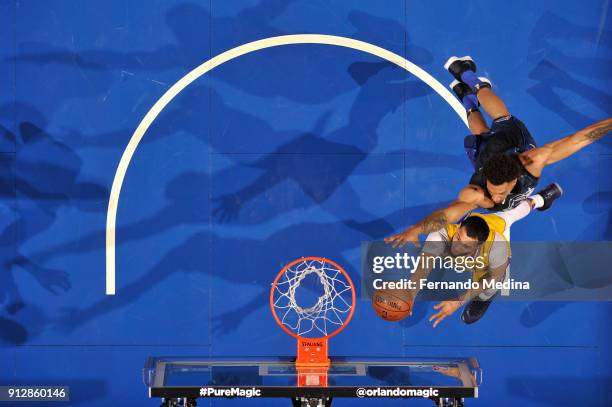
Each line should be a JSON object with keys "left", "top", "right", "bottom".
{"left": 468, "top": 111, "right": 490, "bottom": 134}
{"left": 476, "top": 88, "right": 511, "bottom": 120}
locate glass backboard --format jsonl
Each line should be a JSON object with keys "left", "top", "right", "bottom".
{"left": 144, "top": 356, "right": 481, "bottom": 407}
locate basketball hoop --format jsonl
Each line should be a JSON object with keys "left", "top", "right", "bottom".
{"left": 270, "top": 257, "right": 356, "bottom": 387}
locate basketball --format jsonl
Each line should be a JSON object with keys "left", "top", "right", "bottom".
{"left": 371, "top": 289, "right": 412, "bottom": 322}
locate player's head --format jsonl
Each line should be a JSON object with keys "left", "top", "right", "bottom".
{"left": 450, "top": 216, "right": 489, "bottom": 256}
{"left": 483, "top": 154, "right": 519, "bottom": 204}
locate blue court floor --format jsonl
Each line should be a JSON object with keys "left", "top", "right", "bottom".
{"left": 0, "top": 1, "right": 610, "bottom": 406}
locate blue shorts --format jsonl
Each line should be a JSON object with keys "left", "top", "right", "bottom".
{"left": 464, "top": 115, "right": 537, "bottom": 169}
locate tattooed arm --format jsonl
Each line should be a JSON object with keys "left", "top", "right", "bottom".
{"left": 385, "top": 186, "right": 483, "bottom": 248}
{"left": 520, "top": 118, "right": 612, "bottom": 177}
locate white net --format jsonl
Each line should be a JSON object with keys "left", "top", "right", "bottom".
{"left": 272, "top": 258, "right": 354, "bottom": 338}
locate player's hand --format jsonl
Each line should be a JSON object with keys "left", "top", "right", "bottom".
{"left": 384, "top": 227, "right": 421, "bottom": 248}
{"left": 429, "top": 300, "right": 463, "bottom": 328}
{"left": 28, "top": 266, "right": 71, "bottom": 295}
{"left": 212, "top": 193, "right": 242, "bottom": 223}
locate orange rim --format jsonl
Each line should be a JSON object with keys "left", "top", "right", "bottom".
{"left": 270, "top": 256, "right": 356, "bottom": 340}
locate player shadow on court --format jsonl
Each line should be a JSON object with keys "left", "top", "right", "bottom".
{"left": 0, "top": 317, "right": 27, "bottom": 345}
{"left": 529, "top": 12, "right": 611, "bottom": 79}
{"left": 55, "top": 66, "right": 468, "bottom": 178}
{"left": 22, "top": 170, "right": 216, "bottom": 269}
{"left": 0, "top": 303, "right": 48, "bottom": 347}
{"left": 20, "top": 63, "right": 472, "bottom": 272}
{"left": 519, "top": 190, "right": 612, "bottom": 327}
{"left": 211, "top": 62, "right": 470, "bottom": 235}
{"left": 52, "top": 200, "right": 450, "bottom": 334}
{"left": 580, "top": 190, "right": 612, "bottom": 240}
{"left": 527, "top": 61, "right": 612, "bottom": 140}
{"left": 520, "top": 12, "right": 612, "bottom": 327}
{"left": 0, "top": 104, "right": 108, "bottom": 332}
{"left": 527, "top": 12, "right": 612, "bottom": 139}
{"left": 49, "top": 64, "right": 469, "bottom": 238}
{"left": 9, "top": 3, "right": 432, "bottom": 105}
{"left": 56, "top": 84, "right": 301, "bottom": 154}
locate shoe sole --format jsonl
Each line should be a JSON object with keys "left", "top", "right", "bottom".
{"left": 536, "top": 182, "right": 564, "bottom": 211}
{"left": 444, "top": 55, "right": 474, "bottom": 71}
{"left": 551, "top": 182, "right": 564, "bottom": 196}
{"left": 449, "top": 77, "right": 492, "bottom": 91}
{"left": 479, "top": 77, "right": 492, "bottom": 87}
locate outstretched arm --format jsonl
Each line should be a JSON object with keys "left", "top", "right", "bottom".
{"left": 520, "top": 118, "right": 612, "bottom": 177}
{"left": 385, "top": 186, "right": 484, "bottom": 248}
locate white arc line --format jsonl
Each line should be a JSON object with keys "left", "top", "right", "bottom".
{"left": 106, "top": 34, "right": 468, "bottom": 295}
